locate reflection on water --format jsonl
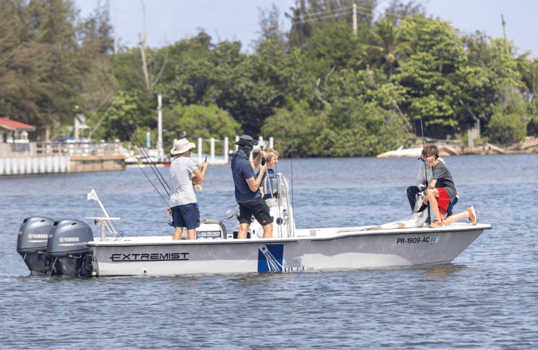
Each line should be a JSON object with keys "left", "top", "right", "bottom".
{"left": 1, "top": 154, "right": 538, "bottom": 349}
{"left": 417, "top": 264, "right": 479, "bottom": 281}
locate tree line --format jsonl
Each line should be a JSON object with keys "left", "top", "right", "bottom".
{"left": 1, "top": 0, "right": 537, "bottom": 157}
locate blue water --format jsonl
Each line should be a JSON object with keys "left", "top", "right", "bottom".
{"left": 1, "top": 155, "right": 537, "bottom": 349}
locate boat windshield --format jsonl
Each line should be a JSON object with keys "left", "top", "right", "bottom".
{"left": 263, "top": 171, "right": 279, "bottom": 200}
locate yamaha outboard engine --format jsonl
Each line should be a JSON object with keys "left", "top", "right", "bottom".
{"left": 47, "top": 219, "right": 94, "bottom": 277}
{"left": 17, "top": 216, "right": 58, "bottom": 275}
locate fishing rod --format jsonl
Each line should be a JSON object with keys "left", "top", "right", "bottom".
{"left": 118, "top": 117, "right": 171, "bottom": 194}
{"left": 112, "top": 114, "right": 171, "bottom": 208}
{"left": 118, "top": 116, "right": 170, "bottom": 194}
{"left": 419, "top": 117, "right": 431, "bottom": 225}
{"left": 111, "top": 126, "right": 170, "bottom": 208}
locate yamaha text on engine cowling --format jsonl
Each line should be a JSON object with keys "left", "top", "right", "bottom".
{"left": 17, "top": 216, "right": 58, "bottom": 275}
{"left": 47, "top": 219, "right": 94, "bottom": 277}
{"left": 17, "top": 217, "right": 95, "bottom": 277}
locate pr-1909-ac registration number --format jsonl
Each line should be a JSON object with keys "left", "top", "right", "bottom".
{"left": 397, "top": 236, "right": 437, "bottom": 244}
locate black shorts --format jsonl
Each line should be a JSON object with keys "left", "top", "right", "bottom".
{"left": 238, "top": 197, "right": 273, "bottom": 226}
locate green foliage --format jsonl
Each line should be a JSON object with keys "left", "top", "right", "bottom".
{"left": 302, "top": 20, "right": 367, "bottom": 74}
{"left": 262, "top": 92, "right": 408, "bottom": 157}
{"left": 167, "top": 104, "right": 243, "bottom": 154}
{"left": 0, "top": 0, "right": 79, "bottom": 136}
{"left": 255, "top": 4, "right": 287, "bottom": 51}
{"left": 456, "top": 32, "right": 531, "bottom": 132}
{"left": 113, "top": 52, "right": 145, "bottom": 92}
{"left": 133, "top": 126, "right": 158, "bottom": 150}
{"left": 93, "top": 89, "right": 154, "bottom": 141}
{"left": 157, "top": 39, "right": 310, "bottom": 136}
{"left": 367, "top": 17, "right": 412, "bottom": 78}
{"left": 0, "top": 0, "right": 117, "bottom": 140}
{"left": 262, "top": 99, "right": 328, "bottom": 157}
{"left": 3, "top": 0, "right": 535, "bottom": 152}
{"left": 394, "top": 15, "right": 465, "bottom": 135}
{"left": 487, "top": 111, "right": 526, "bottom": 144}
{"left": 322, "top": 101, "right": 408, "bottom": 157}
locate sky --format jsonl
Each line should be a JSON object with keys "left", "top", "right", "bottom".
{"left": 75, "top": 0, "right": 538, "bottom": 59}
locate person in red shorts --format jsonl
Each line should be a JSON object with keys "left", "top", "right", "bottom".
{"left": 422, "top": 144, "right": 478, "bottom": 228}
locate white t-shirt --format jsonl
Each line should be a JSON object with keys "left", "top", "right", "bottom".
{"left": 169, "top": 156, "right": 198, "bottom": 207}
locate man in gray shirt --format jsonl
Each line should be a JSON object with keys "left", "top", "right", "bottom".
{"left": 169, "top": 138, "right": 208, "bottom": 240}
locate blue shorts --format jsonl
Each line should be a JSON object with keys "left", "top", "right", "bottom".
{"left": 171, "top": 203, "right": 200, "bottom": 230}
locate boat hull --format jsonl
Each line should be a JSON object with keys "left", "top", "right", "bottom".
{"left": 89, "top": 224, "right": 489, "bottom": 276}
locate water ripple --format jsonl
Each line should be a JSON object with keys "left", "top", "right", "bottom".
{"left": 1, "top": 155, "right": 538, "bottom": 349}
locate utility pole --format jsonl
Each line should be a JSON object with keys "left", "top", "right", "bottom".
{"left": 501, "top": 14, "right": 508, "bottom": 55}
{"left": 140, "top": 1, "right": 150, "bottom": 91}
{"left": 114, "top": 8, "right": 118, "bottom": 54}
{"left": 353, "top": 3, "right": 357, "bottom": 36}
{"left": 157, "top": 95, "right": 163, "bottom": 157}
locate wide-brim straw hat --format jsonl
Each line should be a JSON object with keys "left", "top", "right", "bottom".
{"left": 170, "top": 138, "right": 196, "bottom": 155}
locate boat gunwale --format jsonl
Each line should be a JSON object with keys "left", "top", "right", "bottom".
{"left": 86, "top": 224, "right": 491, "bottom": 247}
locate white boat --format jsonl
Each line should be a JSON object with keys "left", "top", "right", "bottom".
{"left": 17, "top": 173, "right": 491, "bottom": 277}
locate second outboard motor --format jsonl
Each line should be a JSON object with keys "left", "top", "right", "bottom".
{"left": 47, "top": 219, "right": 94, "bottom": 277}
{"left": 16, "top": 216, "right": 58, "bottom": 275}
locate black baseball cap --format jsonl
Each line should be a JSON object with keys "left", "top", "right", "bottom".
{"left": 235, "top": 135, "right": 258, "bottom": 147}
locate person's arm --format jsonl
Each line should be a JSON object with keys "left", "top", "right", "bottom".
{"left": 192, "top": 160, "right": 208, "bottom": 183}
{"left": 246, "top": 164, "right": 267, "bottom": 192}
{"left": 251, "top": 150, "right": 266, "bottom": 169}
{"left": 259, "top": 171, "right": 268, "bottom": 197}
{"left": 423, "top": 178, "right": 437, "bottom": 205}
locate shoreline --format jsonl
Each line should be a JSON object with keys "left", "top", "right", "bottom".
{"left": 377, "top": 137, "right": 538, "bottom": 158}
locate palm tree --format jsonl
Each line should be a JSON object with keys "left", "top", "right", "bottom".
{"left": 367, "top": 18, "right": 413, "bottom": 79}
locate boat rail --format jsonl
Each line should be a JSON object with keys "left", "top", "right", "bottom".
{"left": 86, "top": 189, "right": 121, "bottom": 240}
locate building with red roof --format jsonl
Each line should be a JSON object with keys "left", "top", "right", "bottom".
{"left": 0, "top": 118, "right": 36, "bottom": 143}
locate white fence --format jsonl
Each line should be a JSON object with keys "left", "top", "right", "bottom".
{"left": 0, "top": 141, "right": 121, "bottom": 158}
{"left": 192, "top": 137, "right": 229, "bottom": 165}
{"left": 188, "top": 137, "right": 273, "bottom": 165}
{"left": 0, "top": 156, "right": 70, "bottom": 175}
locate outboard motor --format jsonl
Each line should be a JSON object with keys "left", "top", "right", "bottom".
{"left": 47, "top": 219, "right": 94, "bottom": 277}
{"left": 16, "top": 216, "right": 58, "bottom": 275}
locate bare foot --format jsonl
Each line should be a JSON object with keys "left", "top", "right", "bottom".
{"left": 467, "top": 207, "right": 478, "bottom": 225}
